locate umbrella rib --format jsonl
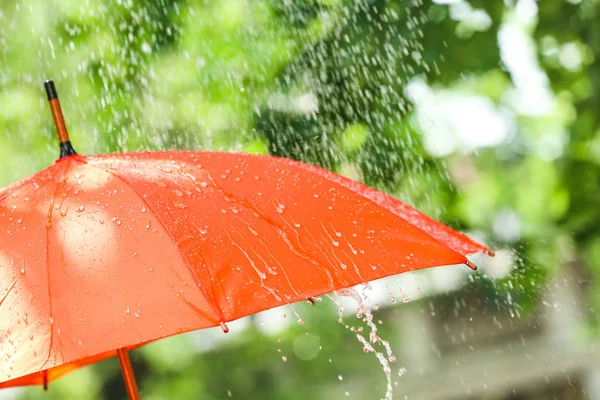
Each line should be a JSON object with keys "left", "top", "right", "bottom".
{"left": 87, "top": 164, "right": 223, "bottom": 325}
{"left": 41, "top": 160, "right": 71, "bottom": 371}
{"left": 0, "top": 279, "right": 17, "bottom": 308}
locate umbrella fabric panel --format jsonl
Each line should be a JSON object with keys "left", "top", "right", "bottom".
{"left": 1, "top": 150, "right": 484, "bottom": 387}
{"left": 88, "top": 151, "right": 469, "bottom": 321}
{"left": 283, "top": 157, "right": 489, "bottom": 257}
{"left": 1, "top": 157, "right": 218, "bottom": 385}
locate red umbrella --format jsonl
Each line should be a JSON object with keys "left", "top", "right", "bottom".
{"left": 0, "top": 81, "right": 491, "bottom": 399}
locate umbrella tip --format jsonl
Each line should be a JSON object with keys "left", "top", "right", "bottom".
{"left": 44, "top": 80, "right": 58, "bottom": 100}
{"left": 465, "top": 260, "right": 478, "bottom": 271}
{"left": 43, "top": 370, "right": 48, "bottom": 391}
{"left": 220, "top": 321, "right": 229, "bottom": 333}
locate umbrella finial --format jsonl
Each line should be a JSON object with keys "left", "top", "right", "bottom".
{"left": 44, "top": 80, "right": 77, "bottom": 159}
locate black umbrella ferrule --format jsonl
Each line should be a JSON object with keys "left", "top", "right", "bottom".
{"left": 44, "top": 81, "right": 58, "bottom": 100}
{"left": 60, "top": 141, "right": 77, "bottom": 158}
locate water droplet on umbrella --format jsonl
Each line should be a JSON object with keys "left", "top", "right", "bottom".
{"left": 174, "top": 201, "right": 187, "bottom": 209}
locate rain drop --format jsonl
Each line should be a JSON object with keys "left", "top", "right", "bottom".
{"left": 174, "top": 201, "right": 187, "bottom": 209}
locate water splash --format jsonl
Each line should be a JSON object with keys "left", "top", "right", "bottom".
{"left": 330, "top": 288, "right": 399, "bottom": 400}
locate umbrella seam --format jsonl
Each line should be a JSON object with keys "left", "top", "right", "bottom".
{"left": 83, "top": 162, "right": 223, "bottom": 325}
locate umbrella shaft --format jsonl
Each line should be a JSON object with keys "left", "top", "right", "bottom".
{"left": 117, "top": 348, "right": 140, "bottom": 400}
{"left": 48, "top": 99, "right": 69, "bottom": 143}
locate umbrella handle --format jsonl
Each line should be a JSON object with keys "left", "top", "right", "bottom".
{"left": 117, "top": 348, "right": 140, "bottom": 400}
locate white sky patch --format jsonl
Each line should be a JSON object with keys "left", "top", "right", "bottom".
{"left": 493, "top": 208, "right": 523, "bottom": 242}
{"left": 188, "top": 316, "right": 252, "bottom": 351}
{"left": 255, "top": 305, "right": 294, "bottom": 336}
{"left": 559, "top": 42, "right": 584, "bottom": 71}
{"left": 515, "top": 0, "right": 538, "bottom": 23}
{"left": 432, "top": 0, "right": 463, "bottom": 4}
{"left": 449, "top": 1, "right": 492, "bottom": 32}
{"left": 498, "top": 20, "right": 555, "bottom": 116}
{"left": 0, "top": 388, "right": 23, "bottom": 400}
{"left": 478, "top": 249, "right": 516, "bottom": 280}
{"left": 406, "top": 79, "right": 513, "bottom": 157}
{"left": 268, "top": 92, "right": 318, "bottom": 115}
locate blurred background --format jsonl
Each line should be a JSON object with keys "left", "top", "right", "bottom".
{"left": 1, "top": 0, "right": 599, "bottom": 399}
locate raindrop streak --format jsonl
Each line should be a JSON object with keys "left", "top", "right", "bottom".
{"left": 133, "top": 301, "right": 141, "bottom": 318}
{"left": 329, "top": 289, "right": 397, "bottom": 400}
{"left": 290, "top": 306, "right": 304, "bottom": 325}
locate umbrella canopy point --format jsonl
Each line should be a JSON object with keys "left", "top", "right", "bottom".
{"left": 465, "top": 260, "right": 478, "bottom": 270}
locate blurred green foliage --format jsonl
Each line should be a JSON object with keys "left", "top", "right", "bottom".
{"left": 1, "top": 0, "right": 600, "bottom": 399}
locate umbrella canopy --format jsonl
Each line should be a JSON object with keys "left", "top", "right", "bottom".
{"left": 0, "top": 82, "right": 491, "bottom": 398}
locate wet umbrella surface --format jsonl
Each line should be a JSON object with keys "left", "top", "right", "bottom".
{"left": 0, "top": 82, "right": 491, "bottom": 399}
